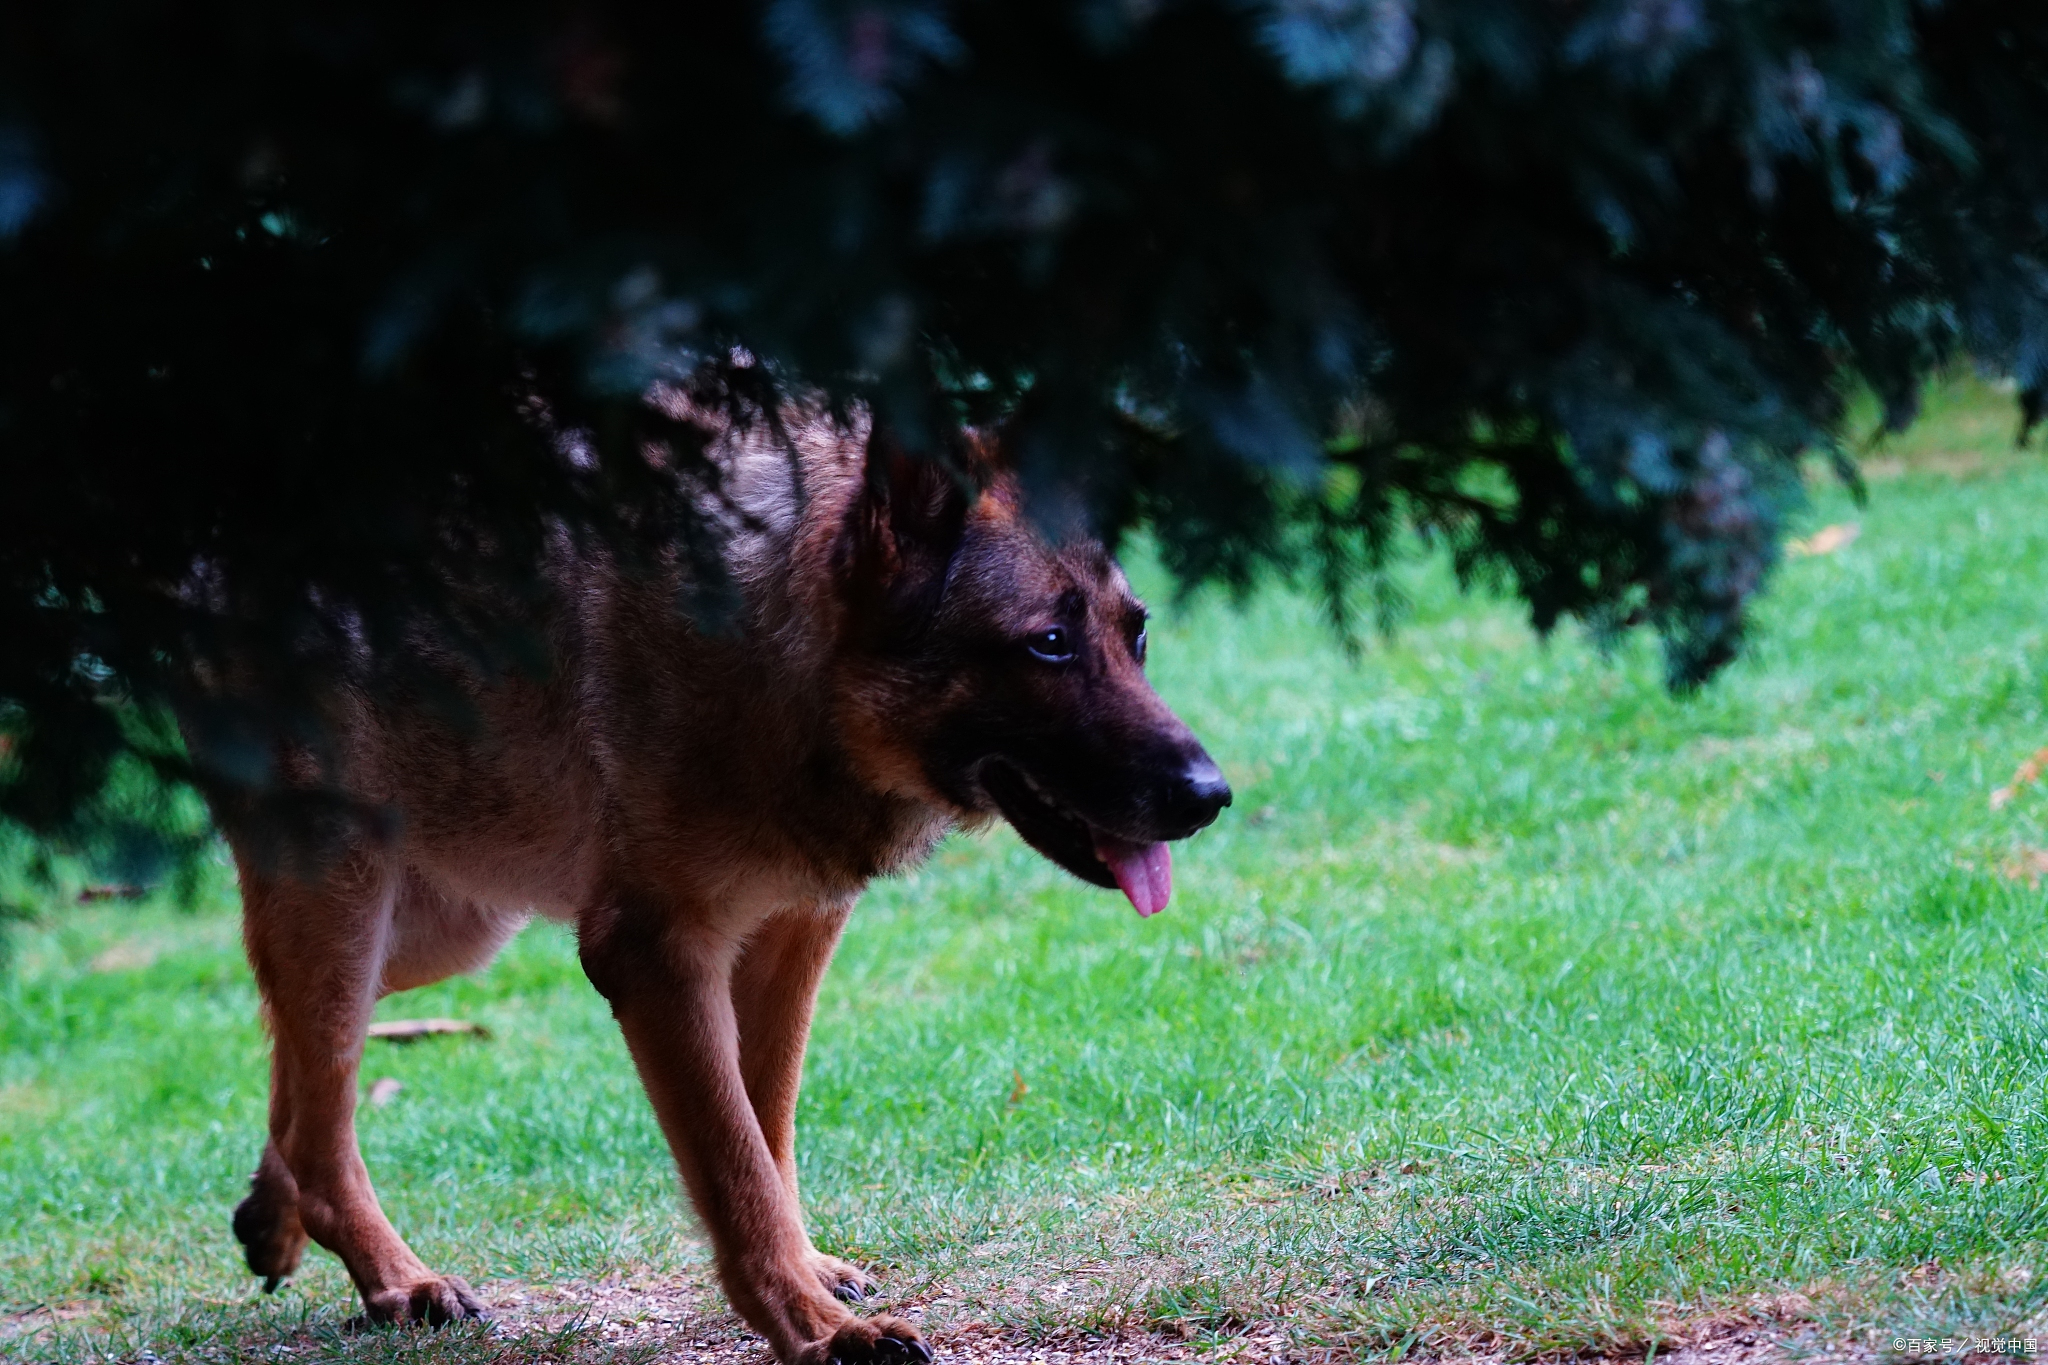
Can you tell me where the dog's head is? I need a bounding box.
[832,431,1230,915]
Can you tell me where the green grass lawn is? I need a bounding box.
[6,375,2048,1362]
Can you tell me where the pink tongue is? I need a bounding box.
[1092,835,1173,917]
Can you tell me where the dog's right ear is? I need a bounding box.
[834,423,972,641]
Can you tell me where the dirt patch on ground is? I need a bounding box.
[490,1274,1236,1363]
[1623,1308,1871,1365]
[14,1271,2033,1365]
[0,1298,104,1343]
[476,1278,1931,1365]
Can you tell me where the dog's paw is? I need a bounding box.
[360,1276,490,1327]
[812,1252,879,1303]
[230,1179,307,1289]
[796,1313,930,1365]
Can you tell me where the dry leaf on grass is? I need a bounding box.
[366,1077,404,1107]
[1788,523,1860,557]
[1990,746,2048,811]
[366,1018,490,1042]
[2000,850,2048,887]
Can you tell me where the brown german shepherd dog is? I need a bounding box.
[213,412,1230,1364]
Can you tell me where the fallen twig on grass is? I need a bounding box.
[365,1018,490,1042]
[1788,523,1861,557]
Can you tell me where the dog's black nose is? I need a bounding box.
[1167,753,1233,831]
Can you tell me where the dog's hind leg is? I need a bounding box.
[731,900,876,1303]
[237,849,486,1324]
[231,1051,309,1292]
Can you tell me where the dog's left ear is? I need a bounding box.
[835,423,973,640]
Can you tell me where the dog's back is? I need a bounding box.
[322,414,942,931]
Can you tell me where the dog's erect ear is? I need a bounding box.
[835,422,973,639]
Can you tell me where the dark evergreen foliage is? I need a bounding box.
[2,1,2043,861]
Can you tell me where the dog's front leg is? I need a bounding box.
[731,900,875,1304]
[581,904,927,1365]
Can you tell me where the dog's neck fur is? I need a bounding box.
[553,417,955,910]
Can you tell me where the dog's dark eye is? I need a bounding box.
[1133,626,1148,665]
[1025,627,1075,663]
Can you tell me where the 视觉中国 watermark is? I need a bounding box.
[1892,1336,2037,1358]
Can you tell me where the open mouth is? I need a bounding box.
[979,761,1174,917]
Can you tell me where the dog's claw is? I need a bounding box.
[907,1340,934,1363]
[262,1275,282,1294]
[812,1253,878,1304]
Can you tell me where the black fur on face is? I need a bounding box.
[835,431,1229,889]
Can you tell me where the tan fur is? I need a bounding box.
[212,411,1222,1364]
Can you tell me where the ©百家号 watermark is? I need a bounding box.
[1892,1336,2038,1358]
